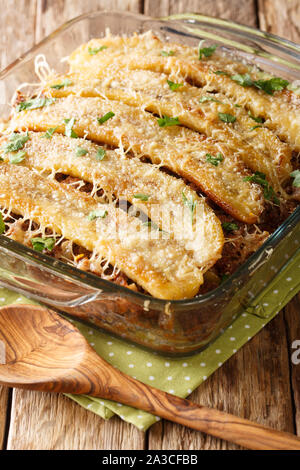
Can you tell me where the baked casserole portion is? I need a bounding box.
[0,31,299,300]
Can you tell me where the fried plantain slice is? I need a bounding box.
[0,131,224,268]
[68,33,300,151]
[0,162,204,300]
[11,95,264,223]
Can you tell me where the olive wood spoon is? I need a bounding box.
[0,304,299,450]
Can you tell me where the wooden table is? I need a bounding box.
[0,0,299,450]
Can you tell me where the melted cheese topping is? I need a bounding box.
[45,69,292,190]
[1,131,224,268]
[68,32,300,151]
[11,95,264,223]
[0,163,204,300]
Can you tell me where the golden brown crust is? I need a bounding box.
[0,131,224,269]
[0,163,204,299]
[68,33,300,151]
[45,69,292,190]
[11,95,264,223]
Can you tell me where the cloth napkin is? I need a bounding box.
[0,245,299,431]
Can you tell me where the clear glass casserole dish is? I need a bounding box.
[0,10,299,355]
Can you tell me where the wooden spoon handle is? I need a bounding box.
[90,356,300,450]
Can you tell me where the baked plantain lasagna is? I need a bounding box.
[0,32,299,300]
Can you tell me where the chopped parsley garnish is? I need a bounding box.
[249,125,263,131]
[42,127,58,139]
[161,50,175,57]
[97,111,115,124]
[87,209,108,221]
[76,146,88,157]
[218,112,236,123]
[199,95,222,104]
[231,73,253,87]
[96,148,106,161]
[3,132,29,153]
[31,237,55,253]
[253,77,289,95]
[64,118,78,138]
[243,171,279,205]
[290,170,300,188]
[214,70,229,76]
[0,213,5,235]
[50,78,73,90]
[222,222,238,232]
[167,79,183,91]
[182,191,196,224]
[206,153,224,166]
[17,97,55,112]
[157,115,180,127]
[88,45,108,55]
[198,41,217,60]
[9,150,26,164]
[230,73,289,95]
[248,111,264,123]
[133,194,150,201]
[143,221,167,233]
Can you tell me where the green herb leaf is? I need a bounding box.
[157,115,180,127]
[206,153,224,166]
[143,220,167,233]
[31,237,55,253]
[76,146,88,157]
[3,132,29,153]
[17,97,55,112]
[96,148,106,161]
[167,79,183,91]
[64,118,78,138]
[9,150,26,164]
[214,70,229,76]
[88,45,108,55]
[222,222,238,232]
[50,78,73,90]
[249,125,263,131]
[290,170,300,188]
[231,73,253,87]
[243,171,280,205]
[182,191,196,224]
[248,111,264,123]
[199,95,222,104]
[87,209,108,221]
[97,111,115,125]
[161,50,175,57]
[133,194,150,201]
[0,213,5,235]
[253,77,289,95]
[198,41,217,60]
[218,112,236,123]
[42,127,58,139]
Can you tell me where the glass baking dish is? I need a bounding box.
[0,10,299,356]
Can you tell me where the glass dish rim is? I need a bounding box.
[0,9,299,308]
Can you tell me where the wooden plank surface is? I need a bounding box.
[35,0,142,42]
[7,391,145,450]
[258,0,300,43]
[0,0,38,450]
[0,0,299,450]
[284,294,300,435]
[143,0,258,26]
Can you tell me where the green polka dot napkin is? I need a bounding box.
[0,248,299,431]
